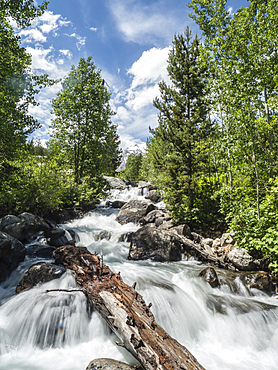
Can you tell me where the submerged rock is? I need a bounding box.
[0,231,26,282]
[199,267,220,288]
[16,262,66,293]
[86,358,139,370]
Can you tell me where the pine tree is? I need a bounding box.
[152,27,209,221]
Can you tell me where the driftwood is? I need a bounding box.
[53,245,205,370]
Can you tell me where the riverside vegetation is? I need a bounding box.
[1,0,278,273]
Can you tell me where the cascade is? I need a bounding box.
[0,187,278,370]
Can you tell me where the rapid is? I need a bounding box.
[0,187,278,370]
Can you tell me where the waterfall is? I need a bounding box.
[1,186,278,369]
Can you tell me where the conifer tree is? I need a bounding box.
[152,27,209,221]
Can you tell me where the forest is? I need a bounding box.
[1,0,278,272]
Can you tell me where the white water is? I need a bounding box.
[1,187,278,369]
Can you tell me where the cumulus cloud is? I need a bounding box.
[108,0,190,46]
[90,27,98,32]
[32,11,71,34]
[19,29,47,43]
[67,32,86,50]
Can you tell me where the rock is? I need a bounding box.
[26,244,56,259]
[158,220,175,230]
[43,228,71,247]
[199,267,220,288]
[118,232,134,243]
[240,271,278,293]
[116,200,156,225]
[111,200,126,208]
[97,231,112,241]
[140,209,168,225]
[44,228,65,239]
[145,189,161,203]
[103,176,127,190]
[16,262,66,293]
[86,358,138,370]
[128,225,183,262]
[171,224,192,238]
[220,232,235,247]
[227,248,258,271]
[191,232,203,244]
[0,212,50,242]
[0,232,26,282]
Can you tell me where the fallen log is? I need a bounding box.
[53,245,205,370]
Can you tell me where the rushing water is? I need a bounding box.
[1,187,278,370]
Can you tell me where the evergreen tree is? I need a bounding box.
[151,27,209,222]
[50,56,121,183]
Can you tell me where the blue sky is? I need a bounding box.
[14,0,248,150]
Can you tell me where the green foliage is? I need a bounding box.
[50,56,121,183]
[227,178,278,273]
[121,153,143,182]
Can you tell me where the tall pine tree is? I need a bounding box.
[152,27,210,222]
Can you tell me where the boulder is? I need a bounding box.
[116,200,156,225]
[227,248,258,271]
[128,225,183,262]
[86,358,138,370]
[16,262,66,293]
[199,267,220,288]
[103,176,127,190]
[140,209,168,226]
[240,271,278,293]
[111,200,126,209]
[26,244,56,259]
[171,224,192,238]
[43,227,71,247]
[0,212,50,242]
[0,232,26,282]
[145,189,161,203]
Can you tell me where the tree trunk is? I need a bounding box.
[53,245,205,370]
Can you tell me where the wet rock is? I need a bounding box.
[16,262,66,293]
[44,228,65,239]
[227,248,258,271]
[199,267,220,288]
[0,212,50,242]
[116,200,156,225]
[128,225,183,262]
[97,231,112,241]
[103,176,127,190]
[240,271,278,294]
[118,232,134,243]
[86,358,140,369]
[0,232,26,282]
[26,244,56,259]
[111,200,126,208]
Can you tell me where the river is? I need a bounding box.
[0,187,278,369]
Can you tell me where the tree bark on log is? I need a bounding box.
[53,245,205,370]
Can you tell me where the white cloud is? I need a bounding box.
[33,11,67,34]
[109,0,191,46]
[67,33,86,50]
[90,27,98,32]
[19,29,47,43]
[59,49,73,59]
[111,46,171,148]
[128,47,170,88]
